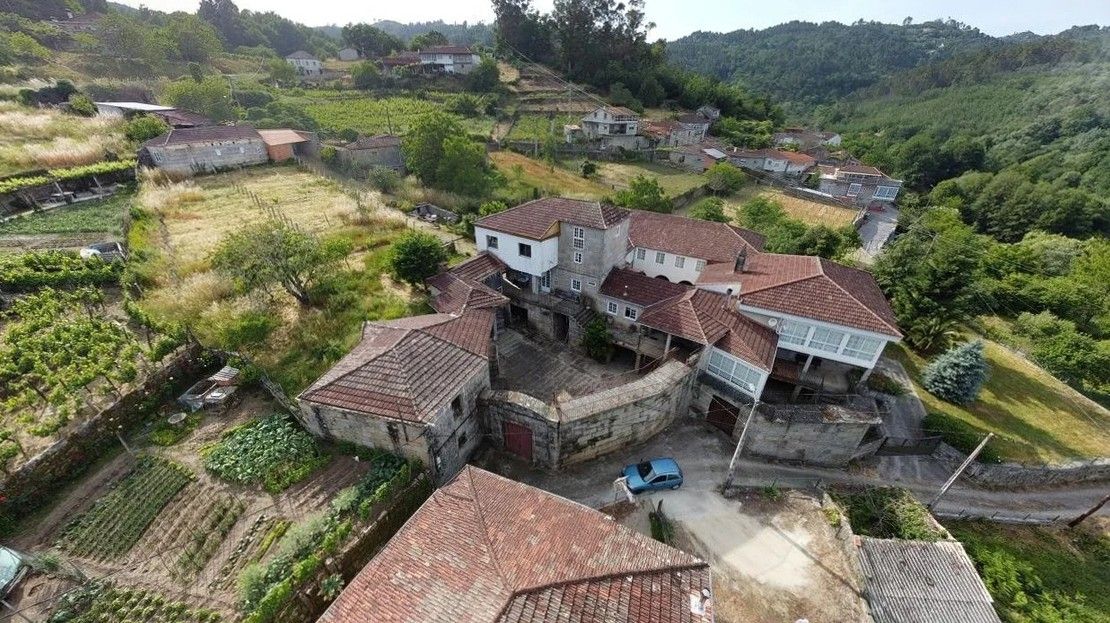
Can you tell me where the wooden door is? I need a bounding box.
[706,396,740,437]
[503,421,533,462]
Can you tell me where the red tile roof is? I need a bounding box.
[141,124,262,148]
[382,52,421,66]
[427,272,508,315]
[638,289,777,370]
[319,466,712,623]
[448,251,507,283]
[299,311,495,422]
[599,268,689,307]
[628,211,764,264]
[738,254,901,337]
[476,198,628,240]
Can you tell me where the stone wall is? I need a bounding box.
[0,344,208,524]
[936,443,1110,487]
[146,139,269,176]
[479,360,695,468]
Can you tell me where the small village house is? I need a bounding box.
[257,129,316,163]
[580,105,642,148]
[818,163,903,205]
[319,466,714,623]
[668,142,729,172]
[379,52,421,75]
[773,128,842,151]
[335,134,404,171]
[138,125,268,176]
[416,45,481,74]
[285,50,322,76]
[676,112,711,141]
[730,148,817,177]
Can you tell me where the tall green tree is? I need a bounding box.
[613,175,670,213]
[341,23,403,58]
[389,231,448,287]
[922,340,988,405]
[162,77,239,122]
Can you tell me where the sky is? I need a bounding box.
[114,0,1110,41]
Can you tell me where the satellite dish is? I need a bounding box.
[767,318,778,327]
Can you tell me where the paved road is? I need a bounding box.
[479,419,1109,523]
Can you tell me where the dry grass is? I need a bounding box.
[722,186,858,228]
[0,102,126,175]
[492,151,611,199]
[591,161,706,196]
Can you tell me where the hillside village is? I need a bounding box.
[0,2,1107,623]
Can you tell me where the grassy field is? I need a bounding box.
[0,191,129,236]
[719,185,858,228]
[506,114,577,141]
[134,165,417,392]
[0,101,127,177]
[287,91,494,137]
[888,339,1110,463]
[946,520,1110,622]
[588,160,706,196]
[491,151,611,200]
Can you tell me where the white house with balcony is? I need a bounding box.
[285,51,322,76]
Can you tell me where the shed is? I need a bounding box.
[258,129,311,162]
[410,202,459,224]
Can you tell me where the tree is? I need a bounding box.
[125,115,170,143]
[479,201,508,216]
[689,197,729,222]
[466,57,501,92]
[613,175,670,213]
[163,13,223,63]
[389,231,448,286]
[580,160,597,178]
[162,77,239,122]
[0,430,25,475]
[211,221,351,306]
[492,0,554,64]
[436,135,493,197]
[874,208,987,350]
[581,317,614,362]
[922,340,988,405]
[351,61,381,90]
[410,30,449,50]
[266,57,296,83]
[704,162,746,194]
[341,23,403,58]
[367,166,400,193]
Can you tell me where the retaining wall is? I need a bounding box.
[936,443,1110,487]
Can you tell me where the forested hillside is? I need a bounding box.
[667,19,992,109]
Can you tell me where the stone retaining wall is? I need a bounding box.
[936,443,1110,487]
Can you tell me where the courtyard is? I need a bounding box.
[493,327,642,400]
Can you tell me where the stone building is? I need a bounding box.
[138,125,268,176]
[285,50,322,76]
[336,135,404,171]
[818,163,903,205]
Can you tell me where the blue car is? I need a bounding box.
[621,457,683,494]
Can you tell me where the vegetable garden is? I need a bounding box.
[49,581,223,623]
[202,415,328,493]
[0,191,129,236]
[57,457,194,560]
[288,92,493,137]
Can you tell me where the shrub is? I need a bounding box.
[834,487,945,541]
[125,115,170,143]
[68,93,96,117]
[923,411,1002,463]
[389,230,448,286]
[688,197,729,222]
[581,317,614,362]
[922,340,988,404]
[367,166,400,193]
[704,162,746,194]
[866,371,907,396]
[580,159,597,178]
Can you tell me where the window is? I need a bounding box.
[458,432,468,448]
[778,320,810,346]
[573,251,583,264]
[655,251,666,265]
[573,237,584,250]
[843,335,883,360]
[808,327,846,353]
[624,306,638,320]
[707,349,762,395]
[573,226,584,239]
[451,395,463,418]
[571,278,582,292]
[607,301,618,314]
[486,235,498,249]
[518,243,532,257]
[539,271,551,290]
[846,183,863,197]
[636,248,646,261]
[674,256,686,269]
[874,185,899,199]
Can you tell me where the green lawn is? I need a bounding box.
[946,521,1110,623]
[506,114,577,141]
[888,339,1110,463]
[0,191,130,236]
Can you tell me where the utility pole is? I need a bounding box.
[723,400,759,489]
[928,432,993,510]
[1068,492,1110,528]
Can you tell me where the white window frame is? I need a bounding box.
[624,306,638,320]
[843,335,882,360]
[707,350,761,395]
[570,278,582,292]
[573,226,585,240]
[636,248,646,261]
[778,319,810,346]
[486,235,498,249]
[573,237,584,250]
[573,251,583,264]
[607,301,618,314]
[846,183,863,197]
[655,251,665,265]
[674,256,685,269]
[695,259,706,271]
[808,327,846,353]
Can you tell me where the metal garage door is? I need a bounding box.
[503,421,533,462]
[707,396,740,437]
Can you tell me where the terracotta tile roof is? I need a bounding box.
[641,119,681,138]
[448,251,507,283]
[382,52,421,66]
[597,105,639,118]
[628,211,764,263]
[141,125,262,148]
[346,134,400,149]
[299,311,494,422]
[639,289,776,370]
[319,466,712,623]
[738,254,901,337]
[599,268,689,307]
[427,272,508,315]
[257,129,309,146]
[695,262,744,286]
[476,198,628,240]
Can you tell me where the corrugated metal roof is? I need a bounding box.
[858,537,1001,623]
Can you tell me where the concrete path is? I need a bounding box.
[478,419,1109,523]
[854,204,899,263]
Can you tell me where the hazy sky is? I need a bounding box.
[115,0,1109,41]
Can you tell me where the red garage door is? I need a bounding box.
[503,421,533,462]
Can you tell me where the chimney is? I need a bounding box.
[723,288,733,310]
[734,249,747,273]
[690,588,712,616]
